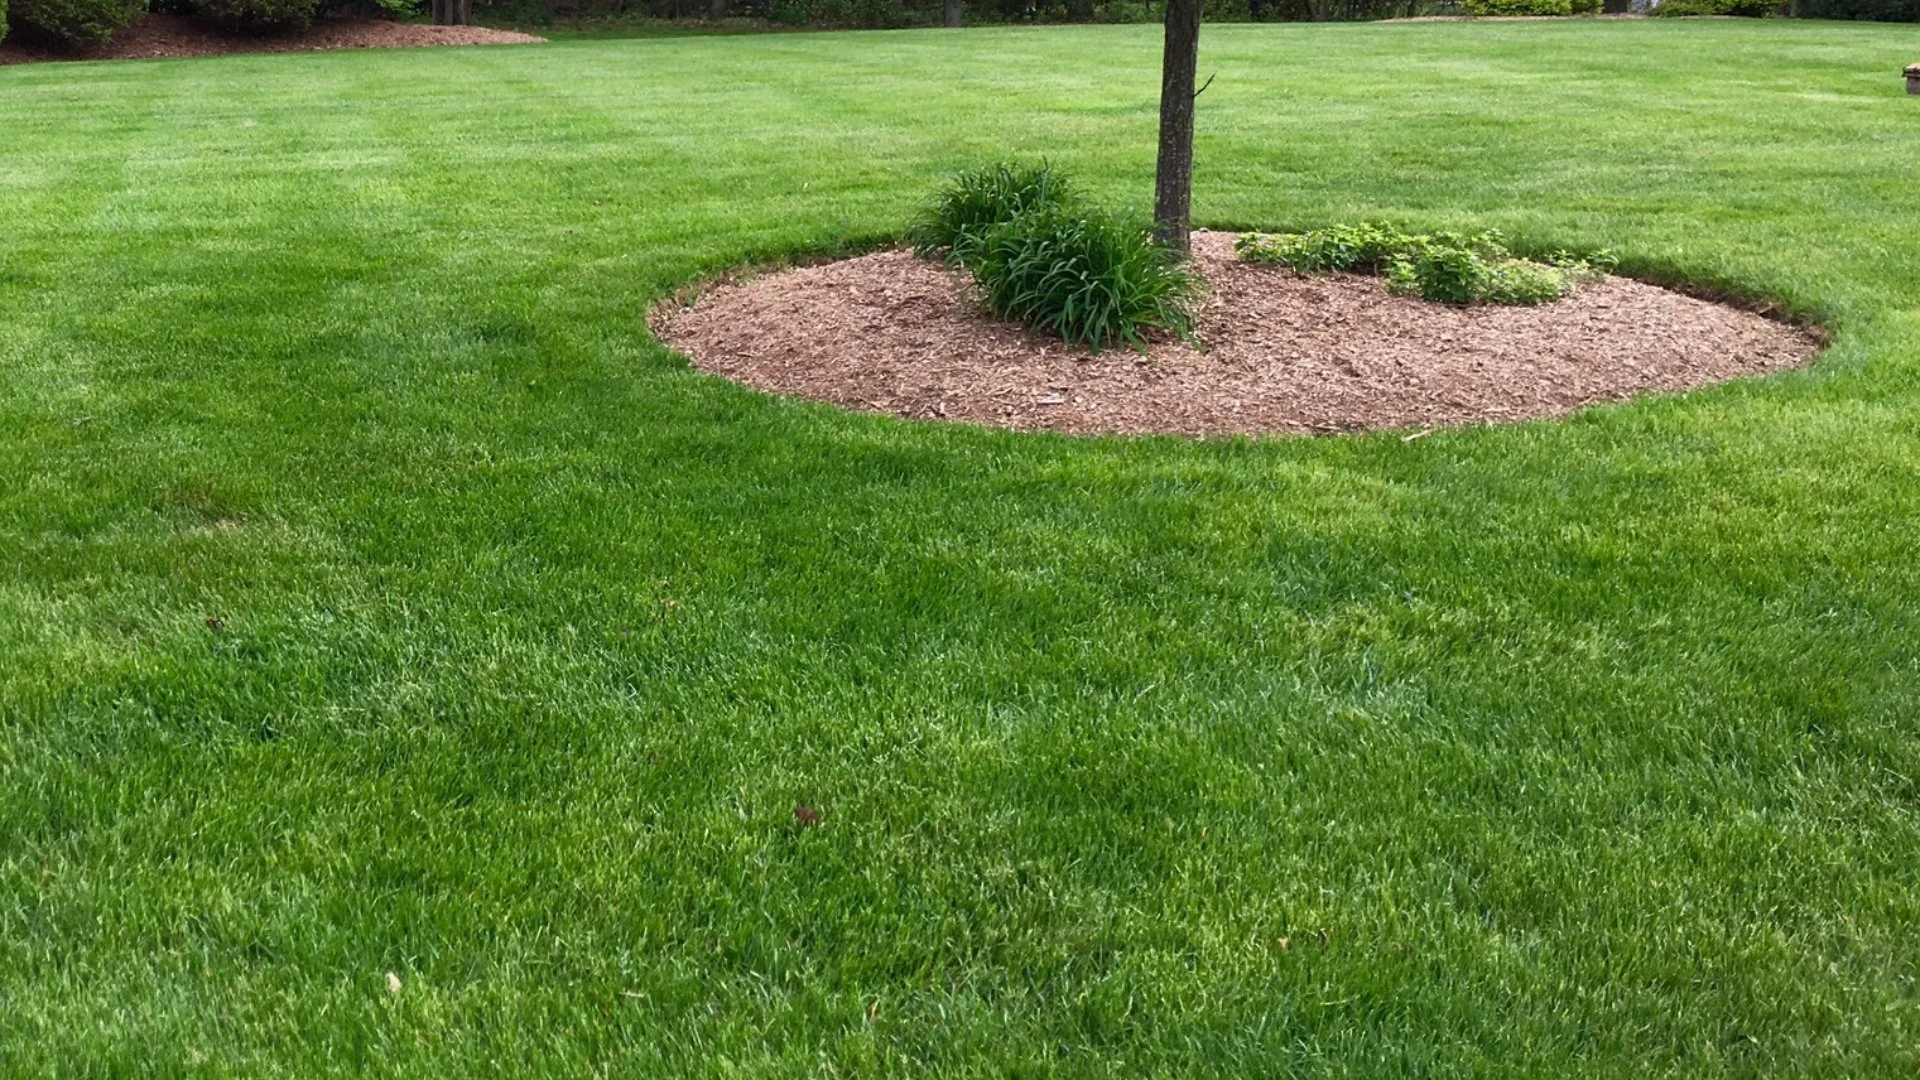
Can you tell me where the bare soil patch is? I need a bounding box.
[0,13,542,65]
[654,231,1821,438]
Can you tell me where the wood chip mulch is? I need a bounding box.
[0,13,543,65]
[654,230,1822,438]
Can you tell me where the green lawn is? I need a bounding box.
[4,19,1920,1075]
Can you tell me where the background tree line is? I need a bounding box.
[3,0,1909,61]
[454,0,1914,30]
[548,0,1441,27]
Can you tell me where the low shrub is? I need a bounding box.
[1238,222,1614,306]
[189,0,324,31]
[951,205,1195,350]
[1464,0,1573,15]
[1651,0,1778,14]
[905,162,1076,260]
[765,0,916,24]
[1466,0,1606,14]
[8,0,144,48]
[1793,0,1916,20]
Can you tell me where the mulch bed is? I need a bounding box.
[654,231,1822,438]
[0,13,542,65]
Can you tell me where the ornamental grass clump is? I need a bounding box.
[911,163,1195,350]
[953,205,1195,350]
[905,162,1077,260]
[1237,222,1614,306]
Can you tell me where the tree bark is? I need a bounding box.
[432,0,471,25]
[942,0,962,24]
[709,0,728,20]
[1153,0,1202,256]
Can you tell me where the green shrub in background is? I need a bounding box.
[1792,0,1915,19]
[1237,223,1614,306]
[1,0,9,44]
[765,0,915,24]
[951,205,1195,350]
[905,162,1077,260]
[1464,0,1579,15]
[191,0,323,30]
[8,0,143,48]
[1651,0,1779,15]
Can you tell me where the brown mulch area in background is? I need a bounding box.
[0,13,543,65]
[654,231,1822,438]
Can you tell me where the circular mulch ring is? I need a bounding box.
[653,231,1823,438]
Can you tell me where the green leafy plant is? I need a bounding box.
[905,162,1077,260]
[952,205,1195,350]
[1238,222,1613,306]
[1237,222,1507,274]
[1386,245,1493,305]
[1482,258,1578,304]
[1384,246,1572,305]
[1233,221,1411,274]
[8,0,143,49]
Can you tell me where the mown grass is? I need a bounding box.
[3,19,1920,1075]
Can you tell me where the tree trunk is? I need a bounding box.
[1153,0,1202,256]
[432,0,471,25]
[709,0,727,20]
[942,0,962,24]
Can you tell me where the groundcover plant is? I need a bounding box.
[3,19,1919,1075]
